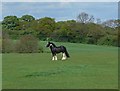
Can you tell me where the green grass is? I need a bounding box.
[2,41,118,89]
[0,28,1,89]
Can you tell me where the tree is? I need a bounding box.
[77,12,94,24]
[2,16,19,30]
[20,15,35,22]
[38,17,55,31]
[1,15,119,47]
[102,19,118,28]
[52,20,76,42]
[37,17,56,40]
[96,18,102,24]
[86,23,105,44]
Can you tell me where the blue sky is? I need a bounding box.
[1,2,118,21]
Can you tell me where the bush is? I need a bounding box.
[2,32,14,53]
[85,37,97,44]
[0,42,1,53]
[15,35,43,53]
[97,35,118,46]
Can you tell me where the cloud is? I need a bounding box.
[1,2,118,21]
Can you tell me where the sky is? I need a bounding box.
[1,1,119,22]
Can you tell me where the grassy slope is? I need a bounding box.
[2,41,118,89]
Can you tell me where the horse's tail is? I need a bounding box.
[64,47,70,58]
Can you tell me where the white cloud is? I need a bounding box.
[1,2,118,22]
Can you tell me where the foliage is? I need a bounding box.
[2,14,119,47]
[20,15,35,22]
[2,16,19,30]
[15,35,43,53]
[2,32,14,53]
[86,23,105,44]
[97,35,118,46]
[36,17,56,40]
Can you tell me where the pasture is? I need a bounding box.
[2,41,118,89]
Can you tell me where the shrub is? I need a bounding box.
[85,37,97,44]
[2,32,14,53]
[15,35,43,53]
[97,35,118,46]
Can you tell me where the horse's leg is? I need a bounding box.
[55,55,58,60]
[62,53,66,60]
[63,53,67,60]
[52,56,55,60]
[62,53,65,60]
[52,53,55,61]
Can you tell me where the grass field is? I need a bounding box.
[2,41,118,89]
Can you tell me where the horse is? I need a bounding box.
[46,42,70,60]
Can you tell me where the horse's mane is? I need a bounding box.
[50,42,57,47]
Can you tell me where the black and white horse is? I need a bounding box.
[46,42,70,60]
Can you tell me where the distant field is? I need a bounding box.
[2,41,118,89]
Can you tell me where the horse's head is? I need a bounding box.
[46,42,50,47]
[46,42,56,47]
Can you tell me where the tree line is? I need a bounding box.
[1,12,120,47]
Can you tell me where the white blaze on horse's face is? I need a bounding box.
[50,44,53,47]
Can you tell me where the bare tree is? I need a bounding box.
[102,20,118,28]
[77,12,94,24]
[96,18,102,24]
